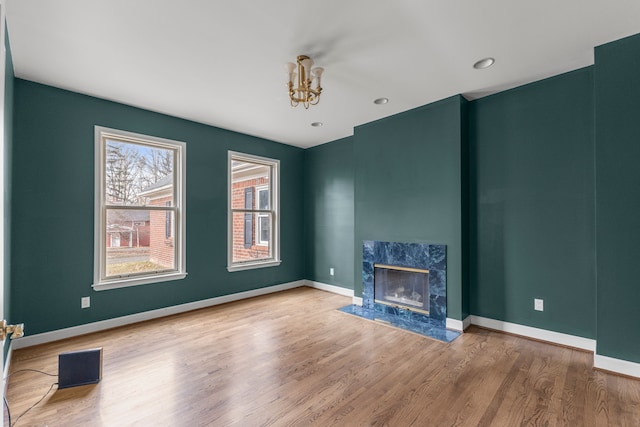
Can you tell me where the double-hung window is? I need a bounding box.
[228,151,280,271]
[94,127,186,290]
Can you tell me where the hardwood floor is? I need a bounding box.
[4,287,640,426]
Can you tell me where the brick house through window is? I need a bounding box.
[232,175,270,261]
[228,151,280,272]
[138,174,175,269]
[106,210,150,248]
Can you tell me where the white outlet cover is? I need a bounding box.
[534,298,544,311]
[330,268,335,276]
[81,296,91,309]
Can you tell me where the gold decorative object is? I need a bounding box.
[285,55,324,108]
[0,319,24,340]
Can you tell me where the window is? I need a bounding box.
[228,151,280,271]
[94,127,186,290]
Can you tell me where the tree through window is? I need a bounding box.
[94,127,186,290]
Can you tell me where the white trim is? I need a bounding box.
[12,280,305,349]
[353,296,363,306]
[446,316,471,332]
[93,271,188,291]
[93,126,187,289]
[227,151,280,272]
[463,316,472,330]
[0,1,6,400]
[305,280,354,297]
[227,260,282,272]
[446,318,463,331]
[594,354,640,379]
[469,315,596,352]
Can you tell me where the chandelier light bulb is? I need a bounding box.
[300,58,314,74]
[312,67,324,88]
[284,62,296,74]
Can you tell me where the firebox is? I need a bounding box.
[374,263,430,315]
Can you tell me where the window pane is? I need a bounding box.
[230,160,270,210]
[259,215,270,243]
[106,209,175,277]
[105,139,174,206]
[231,212,272,263]
[259,189,269,210]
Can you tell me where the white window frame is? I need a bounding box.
[255,185,269,246]
[93,126,187,291]
[228,151,280,272]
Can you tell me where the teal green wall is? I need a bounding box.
[7,29,640,366]
[594,33,640,362]
[354,96,467,320]
[3,26,14,360]
[303,136,354,288]
[469,68,596,338]
[11,80,305,335]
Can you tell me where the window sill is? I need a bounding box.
[93,272,187,291]
[227,260,281,272]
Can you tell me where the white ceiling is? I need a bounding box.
[6,1,640,148]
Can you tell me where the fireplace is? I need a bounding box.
[339,240,459,343]
[374,264,429,315]
[362,240,447,322]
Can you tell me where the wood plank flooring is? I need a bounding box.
[4,287,640,426]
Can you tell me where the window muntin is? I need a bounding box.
[94,127,186,290]
[228,152,280,271]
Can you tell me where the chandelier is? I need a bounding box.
[285,55,324,109]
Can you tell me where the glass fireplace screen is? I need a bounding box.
[374,263,430,315]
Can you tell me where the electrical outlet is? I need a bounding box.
[534,298,544,311]
[330,267,335,276]
[81,296,91,309]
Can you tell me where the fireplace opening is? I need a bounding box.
[374,263,429,315]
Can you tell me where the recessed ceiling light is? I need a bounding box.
[473,57,495,70]
[374,97,389,105]
[311,122,323,127]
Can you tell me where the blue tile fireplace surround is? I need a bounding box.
[339,240,460,343]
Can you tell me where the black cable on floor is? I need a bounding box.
[4,395,11,426]
[11,382,58,426]
[4,369,57,380]
[4,368,59,426]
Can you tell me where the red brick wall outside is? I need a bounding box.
[232,177,270,262]
[137,225,150,247]
[149,196,175,268]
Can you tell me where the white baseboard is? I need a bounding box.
[446,316,471,332]
[469,315,597,352]
[12,280,306,349]
[305,280,354,298]
[594,354,640,378]
[14,280,637,379]
[463,316,472,330]
[446,318,463,331]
